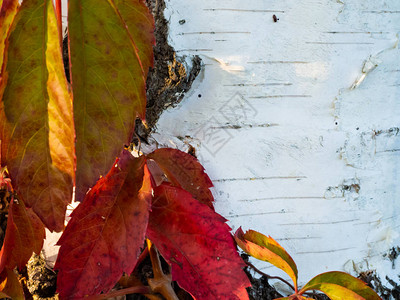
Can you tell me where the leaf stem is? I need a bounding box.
[147,239,179,300]
[245,261,327,298]
[245,261,296,292]
[55,0,62,45]
[303,290,326,298]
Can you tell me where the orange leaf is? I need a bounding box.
[234,228,298,290]
[0,0,74,232]
[148,148,214,208]
[299,271,381,300]
[0,268,24,299]
[70,0,154,201]
[55,151,152,299]
[0,198,45,272]
[147,183,250,299]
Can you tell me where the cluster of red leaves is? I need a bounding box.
[55,149,250,299]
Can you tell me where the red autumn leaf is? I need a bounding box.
[148,148,214,208]
[234,228,298,290]
[0,0,74,232]
[55,150,152,299]
[147,183,250,299]
[299,271,381,300]
[0,198,45,272]
[0,268,24,299]
[70,0,154,202]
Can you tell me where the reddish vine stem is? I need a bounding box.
[245,261,296,292]
[245,261,324,298]
[136,246,149,269]
[147,240,179,300]
[83,286,151,300]
[55,0,62,45]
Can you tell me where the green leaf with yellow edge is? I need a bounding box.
[0,0,75,232]
[69,0,154,201]
[299,271,381,300]
[234,227,298,290]
[0,0,18,71]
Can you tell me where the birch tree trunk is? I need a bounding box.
[152,0,400,292]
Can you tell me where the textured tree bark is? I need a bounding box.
[152,0,400,293]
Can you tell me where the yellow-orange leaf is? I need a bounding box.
[0,0,18,71]
[299,271,381,300]
[69,0,154,201]
[0,0,74,232]
[234,227,298,290]
[0,269,24,299]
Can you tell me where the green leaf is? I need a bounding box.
[234,227,298,290]
[69,0,154,201]
[0,0,75,232]
[299,271,381,300]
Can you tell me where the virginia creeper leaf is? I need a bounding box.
[0,0,18,70]
[147,183,250,300]
[234,228,298,289]
[0,268,24,299]
[0,198,45,272]
[55,150,152,299]
[299,271,381,300]
[0,0,75,231]
[69,0,154,201]
[113,0,155,78]
[148,148,214,208]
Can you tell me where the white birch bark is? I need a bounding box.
[152,0,400,293]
